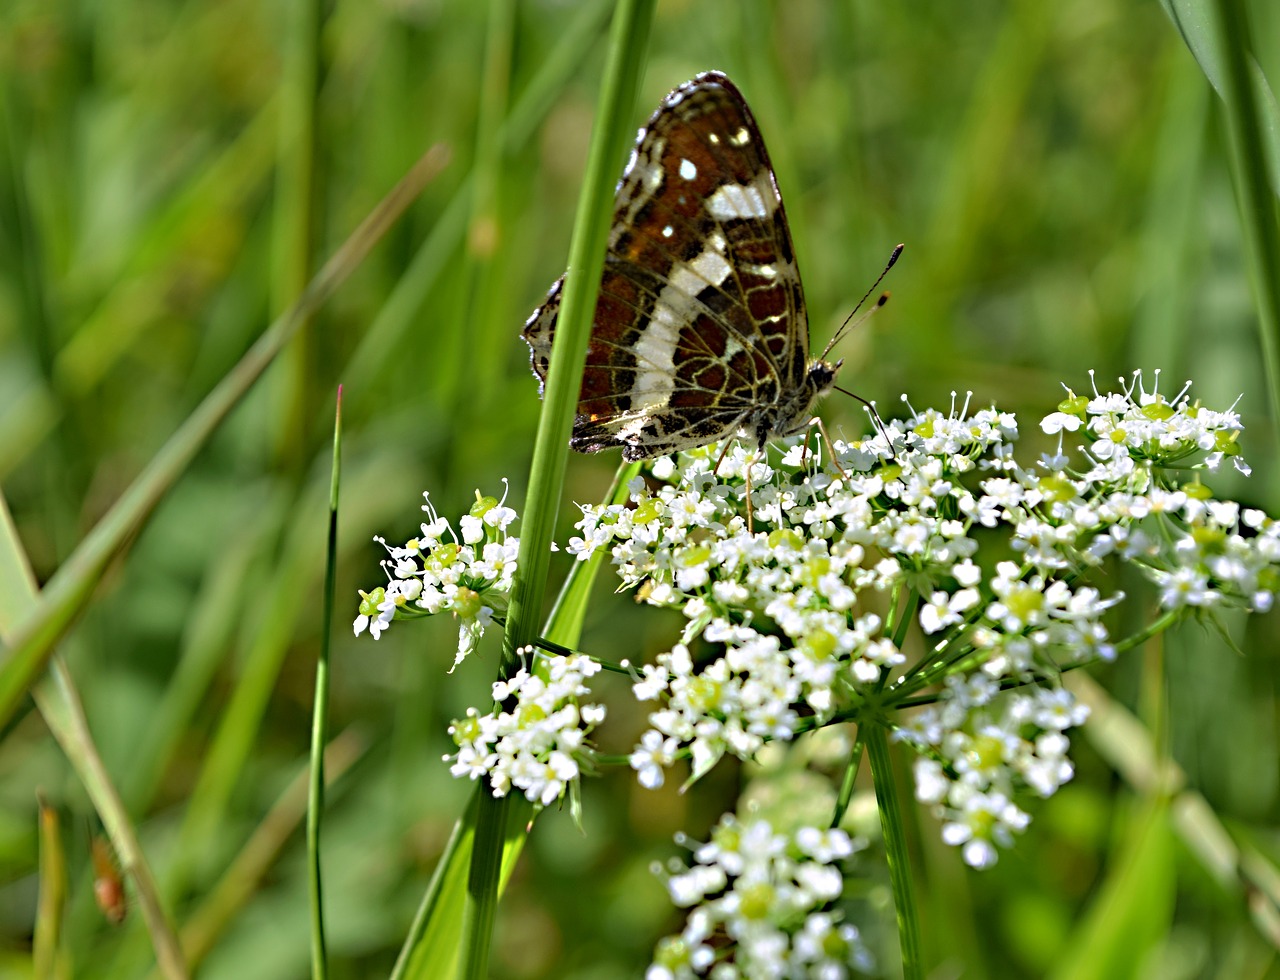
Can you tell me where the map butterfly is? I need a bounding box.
[524,70,868,462]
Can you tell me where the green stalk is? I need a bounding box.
[829,725,865,829]
[34,794,66,980]
[38,662,188,978]
[307,388,342,980]
[270,0,326,463]
[460,5,654,975]
[1,491,186,977]
[865,721,922,980]
[1209,0,1280,437]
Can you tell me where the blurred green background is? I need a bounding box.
[1,0,1278,977]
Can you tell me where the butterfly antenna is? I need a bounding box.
[819,243,904,360]
[833,385,896,459]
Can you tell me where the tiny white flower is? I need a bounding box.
[1040,411,1082,434]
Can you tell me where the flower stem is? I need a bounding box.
[306,387,341,980]
[865,721,923,979]
[1111,606,1182,656]
[830,725,866,829]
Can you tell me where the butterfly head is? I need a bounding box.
[751,357,841,449]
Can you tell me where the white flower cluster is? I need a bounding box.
[567,375,1275,865]
[354,485,519,666]
[900,682,1089,869]
[647,814,872,980]
[1044,368,1249,478]
[1038,371,1274,613]
[445,651,605,806]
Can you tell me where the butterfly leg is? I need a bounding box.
[712,439,735,476]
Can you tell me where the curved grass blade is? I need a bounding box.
[1,489,188,977]
[1159,0,1280,430]
[0,144,451,729]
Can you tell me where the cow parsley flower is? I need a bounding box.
[568,374,1275,865]
[353,484,519,666]
[647,814,873,980]
[357,372,1278,878]
[445,651,605,806]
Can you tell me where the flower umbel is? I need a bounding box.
[647,813,873,980]
[569,375,1272,865]
[353,484,519,666]
[445,651,606,807]
[359,373,1276,878]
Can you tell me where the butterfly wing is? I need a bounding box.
[522,71,810,460]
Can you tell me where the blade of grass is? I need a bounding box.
[269,0,326,464]
[35,664,188,978]
[1160,0,1280,432]
[463,3,655,976]
[155,727,368,976]
[1160,0,1280,193]
[0,143,450,729]
[1208,0,1280,436]
[35,793,66,980]
[307,388,343,980]
[1,491,188,978]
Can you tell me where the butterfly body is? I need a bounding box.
[523,71,838,461]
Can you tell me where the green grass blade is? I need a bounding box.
[307,388,342,980]
[391,465,639,979]
[36,663,190,978]
[269,0,326,464]
[0,491,188,977]
[1210,0,1280,436]
[34,794,66,979]
[389,792,478,980]
[462,4,655,975]
[1161,0,1280,430]
[0,145,450,729]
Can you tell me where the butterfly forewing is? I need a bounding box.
[523,71,829,461]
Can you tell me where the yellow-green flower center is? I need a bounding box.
[1004,584,1043,622]
[454,587,482,619]
[738,881,775,920]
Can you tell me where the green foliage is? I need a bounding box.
[0,0,1277,977]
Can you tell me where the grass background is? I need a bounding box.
[1,0,1278,977]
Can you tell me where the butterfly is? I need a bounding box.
[523,70,879,462]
